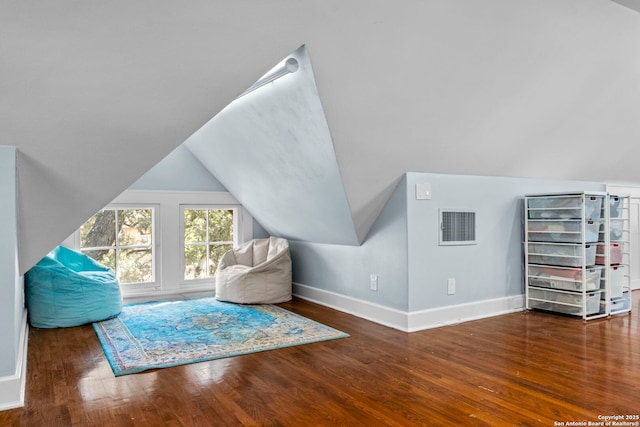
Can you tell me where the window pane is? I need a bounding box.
[83,249,116,271]
[78,207,155,286]
[184,245,207,280]
[118,248,153,284]
[183,207,236,281]
[208,209,234,242]
[118,209,152,246]
[208,244,232,276]
[81,210,116,248]
[184,210,207,243]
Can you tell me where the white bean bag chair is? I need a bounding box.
[215,237,292,304]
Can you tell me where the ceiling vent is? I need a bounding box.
[439,209,477,246]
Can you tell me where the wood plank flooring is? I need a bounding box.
[1,292,639,426]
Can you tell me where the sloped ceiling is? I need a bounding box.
[611,0,640,13]
[2,0,640,272]
[185,46,360,246]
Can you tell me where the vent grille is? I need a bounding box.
[440,210,476,245]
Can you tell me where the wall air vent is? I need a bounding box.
[439,209,477,246]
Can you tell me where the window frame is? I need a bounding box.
[74,203,160,292]
[180,204,240,284]
[64,190,254,299]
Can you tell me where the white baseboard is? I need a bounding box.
[406,294,525,332]
[0,309,28,410]
[293,283,410,331]
[292,283,525,333]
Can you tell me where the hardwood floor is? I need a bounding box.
[1,292,639,426]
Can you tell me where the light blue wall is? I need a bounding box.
[289,171,606,314]
[0,146,21,376]
[129,145,227,192]
[127,145,608,317]
[405,172,605,312]
[290,177,409,310]
[252,220,270,239]
[128,144,272,240]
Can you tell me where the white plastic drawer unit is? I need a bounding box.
[527,219,600,243]
[528,288,601,316]
[524,192,630,320]
[528,265,602,292]
[527,242,597,267]
[527,194,604,220]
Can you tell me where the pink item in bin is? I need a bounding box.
[596,243,623,265]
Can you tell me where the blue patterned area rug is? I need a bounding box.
[93,297,348,376]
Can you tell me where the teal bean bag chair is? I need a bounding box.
[25,246,122,328]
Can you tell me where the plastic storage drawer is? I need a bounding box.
[609,195,627,218]
[528,265,602,291]
[604,195,627,240]
[596,243,623,265]
[610,298,626,313]
[605,219,625,241]
[609,292,630,313]
[609,265,626,299]
[528,195,603,220]
[529,288,600,316]
[527,243,597,267]
[527,220,600,243]
[621,292,630,311]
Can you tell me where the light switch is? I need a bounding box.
[416,183,432,200]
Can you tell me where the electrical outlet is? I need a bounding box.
[447,278,456,295]
[370,274,378,291]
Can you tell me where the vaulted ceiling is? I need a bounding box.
[185,45,361,246]
[612,0,640,13]
[2,0,640,272]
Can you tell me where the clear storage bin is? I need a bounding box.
[622,292,630,311]
[596,243,623,265]
[603,219,626,241]
[528,288,600,316]
[609,195,628,219]
[527,243,597,267]
[610,297,626,313]
[527,195,603,220]
[608,265,626,299]
[609,292,630,313]
[527,220,600,243]
[528,265,602,291]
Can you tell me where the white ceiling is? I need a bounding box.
[2,0,640,271]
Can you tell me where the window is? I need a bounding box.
[183,207,235,280]
[65,191,251,298]
[79,208,155,284]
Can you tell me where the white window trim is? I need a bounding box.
[180,204,241,285]
[71,204,160,292]
[64,190,253,300]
